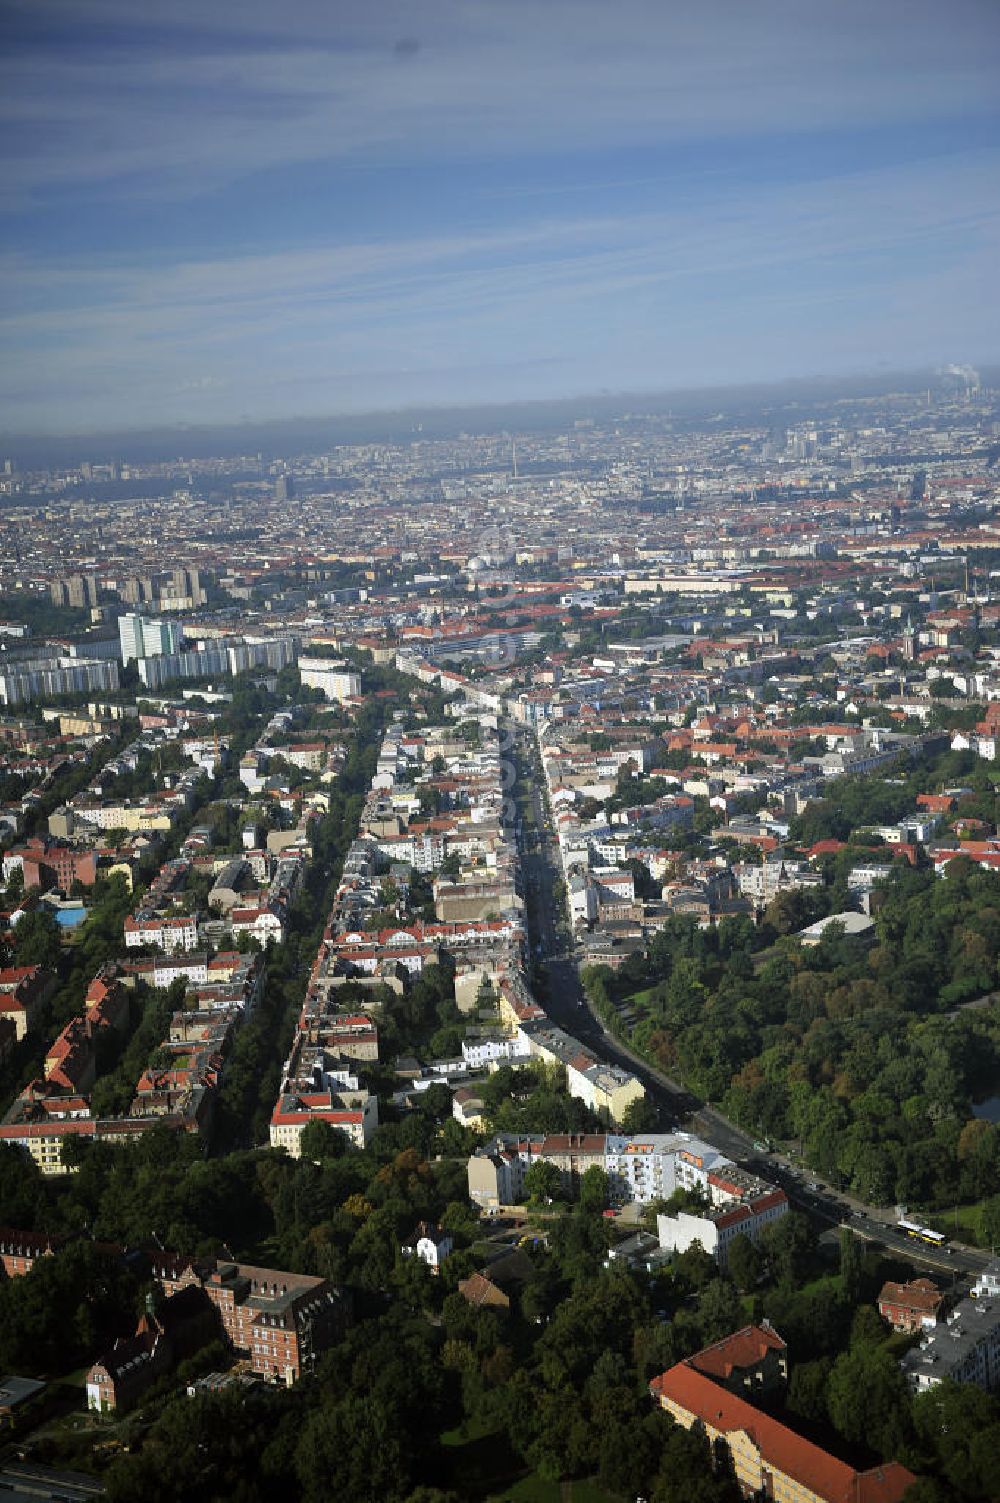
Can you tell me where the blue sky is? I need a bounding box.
[1,0,999,435]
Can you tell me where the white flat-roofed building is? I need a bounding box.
[901,1294,1000,1393]
[269,1088,378,1155]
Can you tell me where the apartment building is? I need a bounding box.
[0,658,120,707]
[3,837,98,891]
[119,614,183,664]
[515,1020,645,1124]
[124,913,200,952]
[298,657,361,702]
[467,1130,762,1212]
[656,1162,788,1269]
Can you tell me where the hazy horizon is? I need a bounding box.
[2,0,999,438]
[5,364,1000,470]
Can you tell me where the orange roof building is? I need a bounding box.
[688,1323,788,1400]
[650,1360,915,1503]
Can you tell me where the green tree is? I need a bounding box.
[620,1094,659,1133]
[761,1212,815,1286]
[579,1164,609,1214]
[295,1395,407,1503]
[697,1278,744,1343]
[980,1193,1000,1249]
[524,1159,563,1205]
[911,1379,1000,1500]
[11,909,62,969]
[651,1422,742,1502]
[839,1226,864,1301]
[727,1232,764,1292]
[787,1357,832,1423]
[901,1481,953,1503]
[827,1344,912,1458]
[299,1119,349,1162]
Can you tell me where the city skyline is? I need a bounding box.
[1,0,999,435]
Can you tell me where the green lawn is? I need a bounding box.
[441,1413,497,1447]
[925,1201,987,1247]
[620,984,658,1011]
[438,1422,525,1497]
[488,1480,560,1503]
[441,1422,620,1503]
[489,1478,620,1503]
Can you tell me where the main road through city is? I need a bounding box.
[509,723,990,1282]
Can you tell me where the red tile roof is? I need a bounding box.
[877,1278,942,1318]
[650,1362,915,1503]
[689,1323,786,1383]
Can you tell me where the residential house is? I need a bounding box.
[456,1271,510,1310]
[402,1221,453,1271]
[452,1085,487,1129]
[878,1279,943,1334]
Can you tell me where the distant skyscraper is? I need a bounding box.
[170,566,203,601]
[64,574,98,609]
[274,474,295,502]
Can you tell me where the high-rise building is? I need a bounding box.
[169,566,204,605]
[121,576,155,605]
[119,614,145,663]
[63,574,99,609]
[0,659,120,707]
[118,614,182,663]
[143,618,184,656]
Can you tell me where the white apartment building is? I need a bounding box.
[467,1131,748,1211]
[119,614,183,664]
[124,914,199,952]
[299,657,361,703]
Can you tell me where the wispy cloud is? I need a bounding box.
[1,0,998,430]
[1,0,998,205]
[1,149,997,430]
